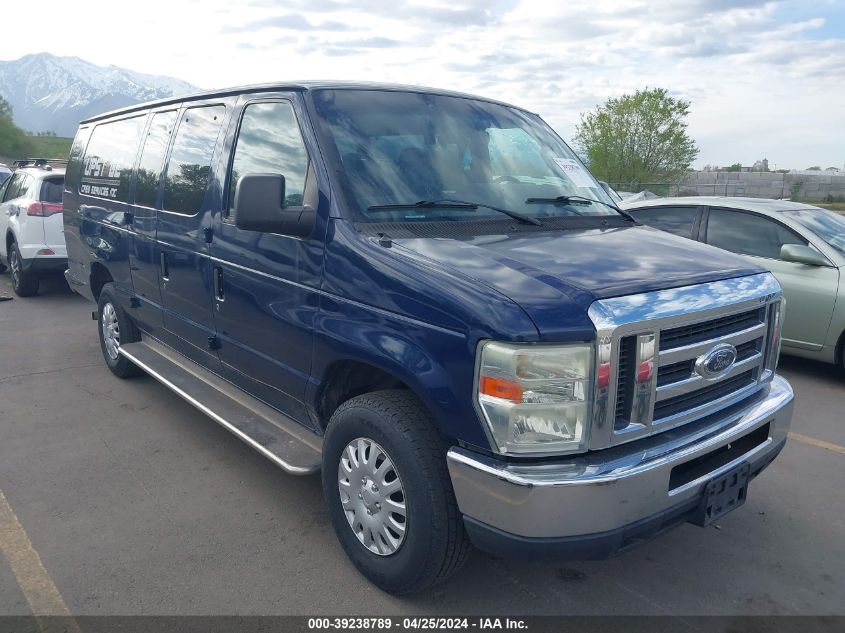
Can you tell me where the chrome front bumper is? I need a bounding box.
[447,375,793,557]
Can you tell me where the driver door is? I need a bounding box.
[704,207,839,350]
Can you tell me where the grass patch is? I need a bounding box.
[815,202,845,213]
[24,136,73,160]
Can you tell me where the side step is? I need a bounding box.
[119,340,322,475]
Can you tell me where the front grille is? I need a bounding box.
[614,336,635,429]
[653,370,756,420]
[656,339,762,389]
[657,360,694,387]
[659,307,765,350]
[612,302,771,438]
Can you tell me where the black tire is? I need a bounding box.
[97,284,142,378]
[322,390,470,595]
[9,243,39,297]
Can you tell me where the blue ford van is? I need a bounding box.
[63,83,794,594]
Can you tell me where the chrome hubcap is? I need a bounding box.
[101,302,121,360]
[338,437,407,556]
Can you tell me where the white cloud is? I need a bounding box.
[1,0,843,169]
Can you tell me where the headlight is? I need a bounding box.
[475,341,593,455]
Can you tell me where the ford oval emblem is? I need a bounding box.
[694,343,738,380]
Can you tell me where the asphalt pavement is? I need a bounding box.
[1,273,843,617]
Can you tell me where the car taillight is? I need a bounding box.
[26,201,63,217]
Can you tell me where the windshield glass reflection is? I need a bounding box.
[311,89,616,223]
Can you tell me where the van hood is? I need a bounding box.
[392,225,764,338]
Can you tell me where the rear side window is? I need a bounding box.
[228,101,309,211]
[40,177,64,203]
[163,105,225,215]
[706,208,806,259]
[634,206,699,238]
[80,116,146,201]
[2,173,25,201]
[3,173,33,201]
[136,110,178,208]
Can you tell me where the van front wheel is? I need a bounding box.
[97,284,142,378]
[322,390,470,595]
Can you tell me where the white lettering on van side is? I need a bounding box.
[83,155,125,181]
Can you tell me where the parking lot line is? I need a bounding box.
[788,431,845,456]
[0,488,80,632]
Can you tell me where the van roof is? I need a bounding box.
[79,81,529,125]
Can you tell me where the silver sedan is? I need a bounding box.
[622,196,845,370]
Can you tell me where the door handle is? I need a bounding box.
[213,266,224,301]
[160,252,169,280]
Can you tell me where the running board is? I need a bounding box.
[118,340,322,475]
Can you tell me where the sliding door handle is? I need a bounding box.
[160,252,169,280]
[213,266,224,301]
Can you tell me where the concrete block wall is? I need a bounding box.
[677,171,845,201]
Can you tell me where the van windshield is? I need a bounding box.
[310,89,617,223]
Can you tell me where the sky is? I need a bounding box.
[2,0,844,170]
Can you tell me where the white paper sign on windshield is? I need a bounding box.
[553,157,595,188]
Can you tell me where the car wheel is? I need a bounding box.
[9,243,39,297]
[322,390,470,595]
[97,283,142,378]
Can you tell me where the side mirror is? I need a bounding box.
[234,173,315,238]
[780,243,829,267]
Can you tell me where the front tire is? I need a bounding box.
[322,390,470,595]
[9,243,39,297]
[97,284,142,378]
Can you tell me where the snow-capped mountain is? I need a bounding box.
[0,52,197,136]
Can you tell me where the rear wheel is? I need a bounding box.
[9,243,39,297]
[97,284,142,378]
[322,390,470,595]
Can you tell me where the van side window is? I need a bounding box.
[136,110,178,208]
[228,101,309,212]
[163,105,225,215]
[65,126,92,191]
[80,116,145,202]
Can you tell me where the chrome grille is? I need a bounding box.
[650,306,768,429]
[614,336,635,429]
[659,307,765,349]
[588,273,782,450]
[653,369,756,420]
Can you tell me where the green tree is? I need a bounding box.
[725,163,743,172]
[0,96,32,158]
[806,166,821,171]
[574,88,699,189]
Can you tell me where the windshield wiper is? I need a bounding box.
[525,195,637,222]
[368,199,542,226]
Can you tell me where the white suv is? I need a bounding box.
[0,161,66,296]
